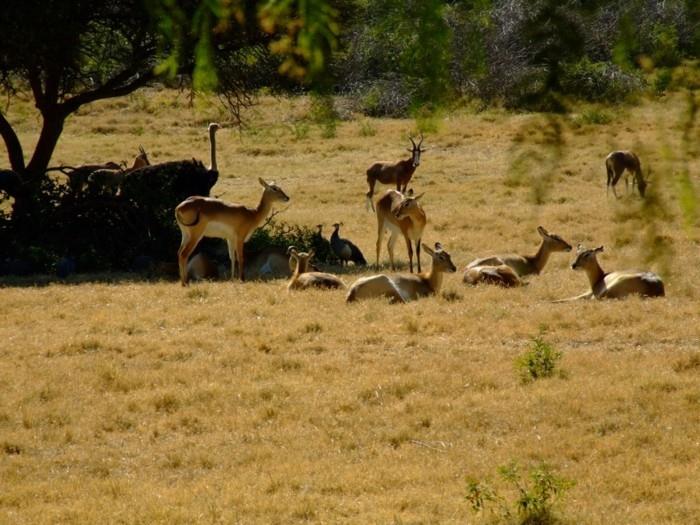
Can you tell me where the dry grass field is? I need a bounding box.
[1,89,700,524]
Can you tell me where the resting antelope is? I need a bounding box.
[555,244,665,301]
[463,264,523,287]
[175,178,290,285]
[466,226,572,277]
[365,135,425,211]
[376,189,426,273]
[287,248,345,291]
[606,150,647,197]
[346,242,456,303]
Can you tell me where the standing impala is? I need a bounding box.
[346,242,456,303]
[175,178,290,285]
[375,189,426,273]
[365,135,425,211]
[555,244,665,301]
[466,226,572,277]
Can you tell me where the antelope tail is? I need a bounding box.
[177,209,200,227]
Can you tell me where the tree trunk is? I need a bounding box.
[25,107,67,183]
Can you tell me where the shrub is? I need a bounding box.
[516,335,562,383]
[466,462,575,524]
[560,58,644,103]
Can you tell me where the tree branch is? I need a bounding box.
[0,109,25,172]
[62,68,156,114]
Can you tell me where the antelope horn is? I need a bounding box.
[418,133,424,148]
[409,136,416,148]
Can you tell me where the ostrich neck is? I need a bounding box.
[209,130,217,171]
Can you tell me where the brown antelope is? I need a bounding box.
[606,150,647,197]
[463,264,523,287]
[375,189,426,273]
[466,226,572,277]
[365,135,425,211]
[346,242,456,303]
[128,145,150,171]
[555,244,665,301]
[287,248,345,291]
[175,178,290,285]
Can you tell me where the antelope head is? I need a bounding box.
[259,177,290,203]
[538,226,573,253]
[393,192,424,220]
[422,242,457,273]
[571,244,604,271]
[407,133,426,167]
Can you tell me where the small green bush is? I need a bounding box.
[466,462,575,524]
[561,58,643,103]
[516,335,562,383]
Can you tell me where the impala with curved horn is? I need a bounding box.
[365,134,425,211]
[554,244,664,301]
[346,242,456,303]
[175,178,290,285]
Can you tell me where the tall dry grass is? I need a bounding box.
[1,89,699,524]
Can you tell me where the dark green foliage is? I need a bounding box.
[561,58,644,102]
[466,462,575,524]
[0,162,218,274]
[247,221,335,265]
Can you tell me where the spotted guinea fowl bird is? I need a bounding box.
[331,223,367,267]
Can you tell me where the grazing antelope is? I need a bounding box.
[346,242,456,303]
[606,150,647,197]
[466,226,572,277]
[555,244,665,301]
[287,248,345,291]
[376,189,426,273]
[365,135,425,211]
[331,223,367,266]
[463,264,523,287]
[175,178,290,285]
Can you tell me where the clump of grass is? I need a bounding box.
[466,462,575,524]
[516,335,563,383]
[573,108,613,126]
[358,119,377,137]
[289,120,310,140]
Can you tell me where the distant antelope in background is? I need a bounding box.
[606,150,647,197]
[365,134,425,211]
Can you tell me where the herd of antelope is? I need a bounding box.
[175,125,664,303]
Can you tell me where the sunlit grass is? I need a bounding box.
[1,89,699,524]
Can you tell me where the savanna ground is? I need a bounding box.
[1,89,700,524]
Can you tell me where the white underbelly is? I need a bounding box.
[203,221,236,240]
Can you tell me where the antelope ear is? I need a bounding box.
[413,192,424,201]
[406,148,413,152]
[258,177,269,188]
[287,246,297,255]
[308,249,315,259]
[434,242,443,251]
[537,226,548,237]
[576,243,585,252]
[422,243,434,255]
[595,246,604,253]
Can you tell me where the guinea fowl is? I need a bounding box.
[331,223,367,267]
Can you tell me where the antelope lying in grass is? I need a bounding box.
[287,248,345,291]
[466,226,572,278]
[346,242,456,303]
[606,150,647,197]
[175,178,290,285]
[555,245,665,301]
[376,189,426,273]
[463,264,523,287]
[187,252,220,281]
[365,135,425,211]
